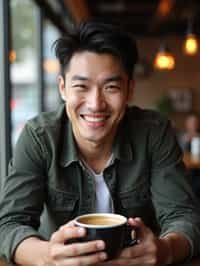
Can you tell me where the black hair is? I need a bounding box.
[54,20,138,79]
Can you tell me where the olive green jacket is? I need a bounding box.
[0,104,200,262]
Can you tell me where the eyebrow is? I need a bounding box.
[71,75,90,81]
[103,75,123,83]
[71,74,123,83]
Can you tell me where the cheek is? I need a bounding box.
[111,96,128,112]
[65,95,84,116]
[111,98,128,122]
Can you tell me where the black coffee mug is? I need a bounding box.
[75,213,137,259]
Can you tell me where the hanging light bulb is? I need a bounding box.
[183,34,198,55]
[154,44,175,70]
[183,19,198,55]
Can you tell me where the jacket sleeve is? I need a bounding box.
[150,118,200,258]
[0,123,47,262]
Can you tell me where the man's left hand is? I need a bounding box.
[96,217,172,266]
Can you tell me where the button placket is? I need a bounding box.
[80,169,96,213]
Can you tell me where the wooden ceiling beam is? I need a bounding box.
[64,0,90,24]
[93,2,156,14]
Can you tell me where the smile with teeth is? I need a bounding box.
[81,114,109,123]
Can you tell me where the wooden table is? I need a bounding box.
[1,257,200,266]
[183,152,200,169]
[0,260,11,266]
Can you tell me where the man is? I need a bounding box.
[0,20,200,266]
[179,112,200,152]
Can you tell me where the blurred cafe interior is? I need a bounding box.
[1,1,200,265]
[1,0,200,202]
[1,0,200,197]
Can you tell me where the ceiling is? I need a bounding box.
[86,0,200,36]
[36,0,200,37]
[64,0,200,37]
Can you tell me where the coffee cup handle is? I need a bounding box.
[123,225,138,247]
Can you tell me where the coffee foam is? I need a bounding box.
[76,213,127,228]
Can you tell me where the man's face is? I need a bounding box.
[59,51,134,147]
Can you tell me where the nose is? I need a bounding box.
[87,88,106,111]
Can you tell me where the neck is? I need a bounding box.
[77,140,114,173]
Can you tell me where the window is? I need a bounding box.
[43,19,61,111]
[10,0,39,148]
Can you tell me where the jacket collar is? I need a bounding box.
[59,113,79,168]
[59,110,134,168]
[112,118,134,162]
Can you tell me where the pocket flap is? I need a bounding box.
[119,187,150,208]
[47,186,78,211]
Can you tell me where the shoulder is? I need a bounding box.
[16,104,68,150]
[14,104,68,164]
[125,106,169,129]
[26,104,67,134]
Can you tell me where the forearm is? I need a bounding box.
[14,237,49,266]
[160,232,190,265]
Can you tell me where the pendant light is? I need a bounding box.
[154,44,175,70]
[183,18,198,56]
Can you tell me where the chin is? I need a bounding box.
[84,136,103,142]
[82,134,106,143]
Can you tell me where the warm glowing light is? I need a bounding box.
[43,59,60,73]
[154,51,175,70]
[183,34,198,55]
[9,50,16,63]
[159,0,173,16]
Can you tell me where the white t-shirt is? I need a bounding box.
[80,154,114,213]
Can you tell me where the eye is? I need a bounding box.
[105,85,120,92]
[72,84,88,91]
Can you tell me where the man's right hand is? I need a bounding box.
[46,220,107,266]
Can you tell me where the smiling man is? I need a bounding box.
[0,21,200,266]
[59,51,133,173]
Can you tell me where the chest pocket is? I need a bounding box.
[117,186,158,231]
[119,187,150,214]
[46,186,79,223]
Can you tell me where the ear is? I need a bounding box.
[58,75,66,101]
[127,79,135,103]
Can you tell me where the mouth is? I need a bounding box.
[80,114,110,128]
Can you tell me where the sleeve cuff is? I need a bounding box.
[1,225,45,263]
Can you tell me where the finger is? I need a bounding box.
[128,217,147,231]
[120,235,159,262]
[59,251,107,266]
[51,226,86,244]
[59,220,76,230]
[128,217,153,241]
[120,240,147,258]
[53,240,106,258]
